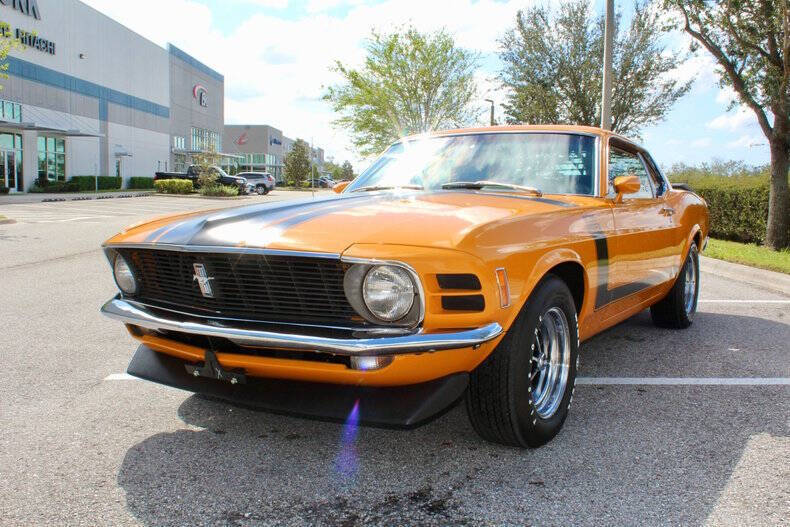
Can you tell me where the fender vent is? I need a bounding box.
[437,274,481,290]
[441,295,485,312]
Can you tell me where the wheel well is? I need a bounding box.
[693,230,702,249]
[548,262,585,314]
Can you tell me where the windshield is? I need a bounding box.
[346,133,598,195]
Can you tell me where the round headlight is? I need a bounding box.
[362,265,415,321]
[113,255,138,295]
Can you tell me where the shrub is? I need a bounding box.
[154,179,194,194]
[69,176,123,191]
[666,162,785,245]
[199,184,239,197]
[0,186,9,194]
[127,177,155,190]
[29,180,81,193]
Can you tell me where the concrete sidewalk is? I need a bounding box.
[701,255,790,296]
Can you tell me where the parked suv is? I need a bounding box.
[240,172,275,195]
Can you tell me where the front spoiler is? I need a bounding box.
[127,344,469,428]
[101,297,503,356]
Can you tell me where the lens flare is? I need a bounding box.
[333,399,361,480]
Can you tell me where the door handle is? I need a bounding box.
[660,207,675,217]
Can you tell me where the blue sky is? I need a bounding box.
[83,0,770,170]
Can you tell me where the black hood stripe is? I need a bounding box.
[146,194,387,245]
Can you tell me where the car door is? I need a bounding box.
[604,140,676,307]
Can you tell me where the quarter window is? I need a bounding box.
[608,147,654,199]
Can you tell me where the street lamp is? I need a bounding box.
[484,99,495,126]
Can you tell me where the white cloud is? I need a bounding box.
[707,108,757,131]
[727,134,765,149]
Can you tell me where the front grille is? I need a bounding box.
[118,248,360,326]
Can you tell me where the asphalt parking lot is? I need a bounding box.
[1,194,788,526]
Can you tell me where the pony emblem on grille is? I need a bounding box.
[192,263,215,298]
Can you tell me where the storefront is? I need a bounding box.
[0,0,225,192]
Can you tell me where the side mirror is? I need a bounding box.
[333,181,351,194]
[613,175,641,203]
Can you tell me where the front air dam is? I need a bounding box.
[126,344,470,428]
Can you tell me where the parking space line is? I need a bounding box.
[699,300,790,303]
[105,373,137,381]
[577,377,790,385]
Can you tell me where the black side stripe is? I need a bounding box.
[592,233,661,310]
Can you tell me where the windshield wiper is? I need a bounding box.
[351,185,424,193]
[441,180,543,197]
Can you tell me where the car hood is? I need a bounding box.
[107,191,591,254]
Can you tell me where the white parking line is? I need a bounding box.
[576,377,790,385]
[699,300,790,304]
[105,373,137,381]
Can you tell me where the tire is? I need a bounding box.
[466,275,580,448]
[263,187,271,195]
[256,186,266,196]
[650,242,699,329]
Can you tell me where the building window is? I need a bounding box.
[173,136,185,150]
[38,136,66,182]
[191,127,220,152]
[174,153,186,172]
[0,99,22,123]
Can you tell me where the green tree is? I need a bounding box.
[284,139,312,186]
[341,160,354,180]
[0,23,22,91]
[663,0,789,250]
[192,147,220,189]
[499,0,691,136]
[325,27,479,157]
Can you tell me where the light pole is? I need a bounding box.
[484,99,495,126]
[601,0,614,130]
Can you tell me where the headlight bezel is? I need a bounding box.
[112,253,139,295]
[343,259,424,327]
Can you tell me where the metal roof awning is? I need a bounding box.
[0,120,103,137]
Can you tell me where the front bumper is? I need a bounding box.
[127,344,469,427]
[101,297,503,356]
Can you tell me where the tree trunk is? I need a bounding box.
[766,136,790,250]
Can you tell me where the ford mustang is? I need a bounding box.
[101,125,709,447]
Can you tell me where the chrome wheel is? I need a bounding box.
[529,307,571,419]
[684,249,698,315]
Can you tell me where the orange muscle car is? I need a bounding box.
[101,125,709,447]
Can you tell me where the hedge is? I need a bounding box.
[667,163,786,245]
[199,184,238,197]
[127,177,155,190]
[154,179,193,194]
[69,176,123,191]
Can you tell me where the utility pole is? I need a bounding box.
[601,0,614,131]
[484,99,495,126]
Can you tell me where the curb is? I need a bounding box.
[700,255,790,296]
[39,192,154,203]
[153,193,250,200]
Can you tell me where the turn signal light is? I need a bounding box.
[495,268,511,308]
[349,356,394,371]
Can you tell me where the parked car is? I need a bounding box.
[154,165,248,193]
[101,125,709,447]
[240,172,275,195]
[317,176,336,188]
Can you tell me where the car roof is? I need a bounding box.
[399,124,643,150]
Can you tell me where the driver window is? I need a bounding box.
[608,147,654,199]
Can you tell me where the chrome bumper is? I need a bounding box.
[101,297,504,356]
